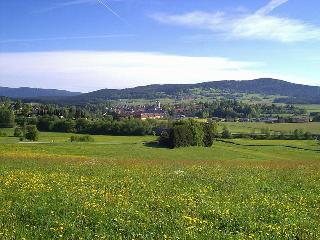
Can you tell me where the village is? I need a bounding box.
[107,101,311,123]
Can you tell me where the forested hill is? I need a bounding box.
[3,79,319,104]
[0,87,81,98]
[51,78,320,104]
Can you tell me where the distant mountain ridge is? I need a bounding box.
[0,86,81,98]
[2,79,320,104]
[59,78,320,104]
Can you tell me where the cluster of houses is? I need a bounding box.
[108,101,310,124]
[108,101,166,120]
[107,102,208,120]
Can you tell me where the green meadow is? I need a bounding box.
[219,122,320,134]
[0,130,320,239]
[296,104,320,113]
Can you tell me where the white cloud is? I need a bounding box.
[151,0,320,42]
[231,15,320,42]
[152,11,225,30]
[0,51,280,92]
[256,0,288,15]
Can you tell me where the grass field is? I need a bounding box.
[219,122,320,134]
[1,131,320,239]
[296,104,320,113]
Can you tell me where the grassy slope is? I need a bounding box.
[0,132,320,239]
[219,122,320,134]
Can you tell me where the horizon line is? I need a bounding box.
[1,78,318,94]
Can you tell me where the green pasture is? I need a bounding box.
[0,131,320,239]
[295,104,320,113]
[0,129,156,144]
[219,122,320,134]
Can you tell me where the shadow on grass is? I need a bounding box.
[217,139,320,153]
[143,141,168,149]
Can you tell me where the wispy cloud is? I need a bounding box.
[0,51,277,92]
[0,34,134,44]
[56,0,95,7]
[96,0,128,25]
[32,0,96,13]
[151,0,320,42]
[256,0,288,15]
[34,0,127,24]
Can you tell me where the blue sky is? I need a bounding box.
[0,0,319,92]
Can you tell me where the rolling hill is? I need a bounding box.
[3,79,320,104]
[0,87,81,98]
[52,78,320,104]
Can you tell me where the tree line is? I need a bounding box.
[185,101,306,119]
[35,116,164,136]
[217,126,315,140]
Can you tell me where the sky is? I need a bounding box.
[0,0,319,92]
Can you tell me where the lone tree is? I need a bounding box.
[25,125,39,141]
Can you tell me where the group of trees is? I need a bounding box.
[159,120,218,148]
[35,116,164,136]
[171,100,306,119]
[0,102,39,141]
[0,100,166,137]
[220,127,315,140]
[13,125,39,141]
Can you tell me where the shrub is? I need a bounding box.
[278,131,286,140]
[0,131,7,137]
[260,128,271,139]
[293,129,304,140]
[222,126,232,139]
[25,125,39,141]
[14,127,24,137]
[70,135,94,142]
[304,131,313,140]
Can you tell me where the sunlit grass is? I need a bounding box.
[0,132,320,239]
[219,122,320,134]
